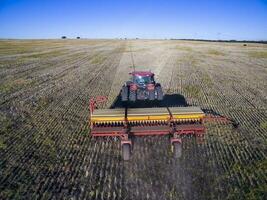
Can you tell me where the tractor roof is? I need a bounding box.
[130,71,154,76]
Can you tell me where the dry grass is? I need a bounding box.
[175,45,192,51]
[0,39,266,200]
[260,121,267,129]
[207,49,225,56]
[184,85,200,97]
[0,78,35,93]
[90,54,107,64]
[248,51,267,58]
[23,50,67,59]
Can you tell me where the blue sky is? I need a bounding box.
[0,0,267,40]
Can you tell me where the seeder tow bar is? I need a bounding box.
[89,96,236,160]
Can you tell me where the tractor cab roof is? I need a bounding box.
[130,71,154,77]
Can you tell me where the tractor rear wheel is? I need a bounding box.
[156,86,163,100]
[121,86,128,101]
[129,90,136,102]
[173,142,182,158]
[122,144,131,160]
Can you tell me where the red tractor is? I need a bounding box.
[121,71,164,102]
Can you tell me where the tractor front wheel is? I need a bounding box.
[122,144,131,160]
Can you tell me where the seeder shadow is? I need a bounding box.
[110,93,188,109]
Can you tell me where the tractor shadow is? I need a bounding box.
[110,93,188,109]
[109,94,239,127]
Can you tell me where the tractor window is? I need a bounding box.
[134,75,153,84]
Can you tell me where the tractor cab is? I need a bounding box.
[131,71,155,86]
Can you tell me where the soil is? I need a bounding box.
[0,39,266,200]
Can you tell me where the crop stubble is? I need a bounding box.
[0,40,266,200]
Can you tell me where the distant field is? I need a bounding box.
[0,39,266,199]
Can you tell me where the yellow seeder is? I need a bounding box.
[89,95,235,160]
[91,107,205,126]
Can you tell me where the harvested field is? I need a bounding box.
[0,39,266,200]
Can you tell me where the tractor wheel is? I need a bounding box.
[129,90,136,102]
[173,142,182,158]
[121,86,128,102]
[156,86,163,100]
[149,90,155,100]
[122,144,131,160]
